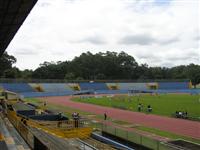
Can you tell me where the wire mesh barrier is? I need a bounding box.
[7,110,92,138]
[30,119,91,131]
[91,121,182,150]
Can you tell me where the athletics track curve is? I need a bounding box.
[42,96,200,139]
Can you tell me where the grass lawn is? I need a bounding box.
[73,94,200,119]
[135,126,200,144]
[25,98,92,117]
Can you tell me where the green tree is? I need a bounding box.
[21,69,33,79]
[64,72,75,80]
[3,67,21,78]
[0,52,16,77]
[185,64,200,87]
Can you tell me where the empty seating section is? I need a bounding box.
[147,89,200,94]
[0,83,35,93]
[95,89,128,94]
[158,82,189,89]
[0,81,197,98]
[40,83,72,92]
[79,83,108,90]
[118,83,147,90]
[20,90,92,98]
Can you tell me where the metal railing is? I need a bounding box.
[77,139,98,150]
[91,121,182,150]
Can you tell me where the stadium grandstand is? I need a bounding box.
[0,83,35,93]
[79,82,108,90]
[39,83,73,92]
[0,80,199,98]
[158,82,190,90]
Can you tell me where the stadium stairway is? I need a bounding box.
[0,116,30,150]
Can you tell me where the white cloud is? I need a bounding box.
[6,0,200,70]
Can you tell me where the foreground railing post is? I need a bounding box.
[157,141,160,150]
[140,135,142,145]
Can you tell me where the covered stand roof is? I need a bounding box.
[0,0,38,56]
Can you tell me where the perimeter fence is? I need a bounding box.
[92,121,182,150]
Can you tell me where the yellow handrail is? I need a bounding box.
[7,110,92,139]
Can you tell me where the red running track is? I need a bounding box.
[42,96,200,139]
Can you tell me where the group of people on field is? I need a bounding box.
[175,111,188,119]
[138,103,152,113]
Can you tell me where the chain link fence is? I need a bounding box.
[92,121,181,150]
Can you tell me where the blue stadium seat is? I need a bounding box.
[118,83,147,90]
[95,89,129,94]
[40,83,73,92]
[20,91,75,98]
[0,83,35,93]
[147,89,200,94]
[158,82,189,90]
[79,83,108,90]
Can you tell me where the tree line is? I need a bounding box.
[0,51,200,87]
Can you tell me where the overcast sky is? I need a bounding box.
[7,0,200,70]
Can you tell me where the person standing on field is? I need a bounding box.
[104,112,107,120]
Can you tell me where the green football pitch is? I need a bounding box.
[73,94,200,119]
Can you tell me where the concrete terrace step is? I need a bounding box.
[0,116,30,150]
